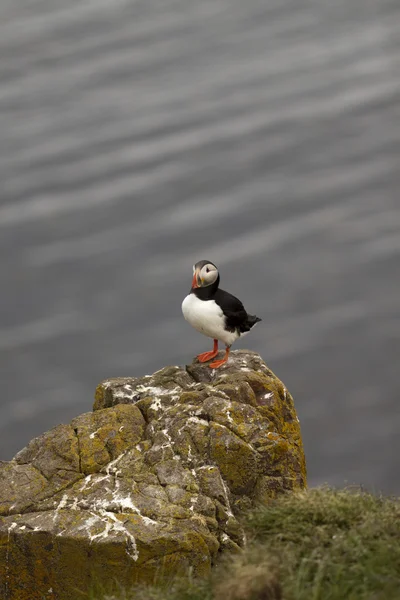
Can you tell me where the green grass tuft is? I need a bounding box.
[97,487,400,600]
[246,487,400,600]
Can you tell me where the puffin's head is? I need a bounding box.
[191,260,219,289]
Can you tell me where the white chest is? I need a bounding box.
[181,294,239,346]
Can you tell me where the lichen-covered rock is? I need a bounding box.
[0,350,306,600]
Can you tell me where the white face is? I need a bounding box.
[193,262,219,288]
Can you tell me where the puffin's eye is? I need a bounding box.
[206,267,210,273]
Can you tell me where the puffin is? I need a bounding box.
[182,260,261,368]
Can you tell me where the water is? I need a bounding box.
[0,0,399,494]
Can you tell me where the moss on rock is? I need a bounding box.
[0,350,306,600]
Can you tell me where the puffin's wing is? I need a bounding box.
[215,289,248,331]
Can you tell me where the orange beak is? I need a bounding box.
[192,269,203,289]
[192,272,199,288]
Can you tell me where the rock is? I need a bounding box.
[0,350,306,600]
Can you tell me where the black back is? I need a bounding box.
[192,277,261,334]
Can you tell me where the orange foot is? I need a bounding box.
[209,346,230,369]
[197,339,218,363]
[197,350,219,363]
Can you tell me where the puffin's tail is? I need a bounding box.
[240,314,262,333]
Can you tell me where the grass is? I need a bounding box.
[96,487,400,600]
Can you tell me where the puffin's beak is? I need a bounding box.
[192,269,201,289]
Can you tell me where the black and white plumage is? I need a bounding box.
[182,260,261,368]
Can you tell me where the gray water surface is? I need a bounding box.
[0,0,399,493]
